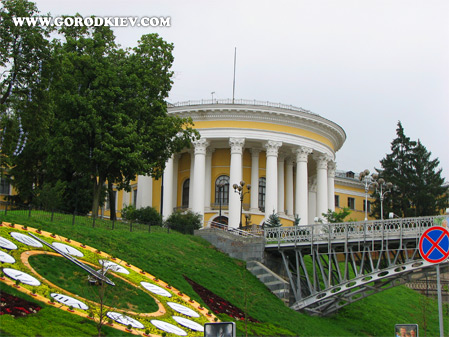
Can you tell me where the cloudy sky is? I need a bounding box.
[31,0,449,180]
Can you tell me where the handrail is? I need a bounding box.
[264,215,447,246]
[167,99,317,116]
[204,220,261,237]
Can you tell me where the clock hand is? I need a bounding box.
[28,233,115,286]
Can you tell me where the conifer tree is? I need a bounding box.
[371,122,447,218]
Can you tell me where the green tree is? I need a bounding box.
[372,122,447,218]
[321,207,351,223]
[0,0,53,204]
[265,210,281,227]
[47,23,197,217]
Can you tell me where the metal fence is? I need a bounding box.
[0,202,169,233]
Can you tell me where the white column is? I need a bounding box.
[250,149,260,212]
[188,151,194,209]
[172,154,179,210]
[136,175,153,208]
[192,139,209,223]
[229,138,245,228]
[328,160,336,212]
[314,153,330,222]
[264,141,282,219]
[204,148,214,211]
[277,153,285,215]
[285,158,294,216]
[294,147,313,225]
[122,191,130,208]
[162,156,174,220]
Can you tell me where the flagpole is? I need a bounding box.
[232,47,236,104]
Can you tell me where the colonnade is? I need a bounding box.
[138,137,336,227]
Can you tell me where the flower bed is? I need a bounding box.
[184,276,258,322]
[0,291,41,317]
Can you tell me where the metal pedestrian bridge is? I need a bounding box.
[263,215,448,316]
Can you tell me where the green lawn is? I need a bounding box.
[1,211,447,337]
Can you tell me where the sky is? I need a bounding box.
[28,0,449,181]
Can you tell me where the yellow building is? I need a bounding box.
[104,99,379,227]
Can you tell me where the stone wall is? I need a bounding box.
[194,228,265,262]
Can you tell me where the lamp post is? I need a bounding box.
[372,175,393,220]
[217,182,224,223]
[233,180,251,230]
[359,169,376,221]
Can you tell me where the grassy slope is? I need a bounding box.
[0,212,447,337]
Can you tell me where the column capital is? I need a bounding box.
[250,148,262,156]
[193,138,209,155]
[278,151,287,162]
[313,153,332,169]
[229,138,245,154]
[264,140,282,157]
[294,146,313,162]
[328,161,336,177]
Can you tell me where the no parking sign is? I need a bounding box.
[419,226,449,263]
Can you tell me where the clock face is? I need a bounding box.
[3,268,41,286]
[98,259,129,274]
[51,242,84,257]
[10,232,43,248]
[0,225,213,336]
[173,316,205,332]
[141,281,172,297]
[51,293,89,310]
[0,251,15,264]
[151,320,188,336]
[106,311,145,329]
[0,237,18,250]
[167,302,201,318]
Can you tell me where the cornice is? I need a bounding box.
[168,104,346,152]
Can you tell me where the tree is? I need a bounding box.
[265,210,281,227]
[321,207,351,223]
[47,23,198,217]
[372,122,447,218]
[0,0,53,204]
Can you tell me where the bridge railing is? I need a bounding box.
[264,215,447,246]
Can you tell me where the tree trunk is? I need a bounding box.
[91,176,104,218]
[108,181,116,221]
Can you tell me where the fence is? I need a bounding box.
[0,201,169,234]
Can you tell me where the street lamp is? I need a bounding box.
[233,180,251,229]
[359,169,376,221]
[372,175,393,220]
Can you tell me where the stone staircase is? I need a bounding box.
[246,260,290,304]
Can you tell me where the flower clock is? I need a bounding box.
[0,222,216,336]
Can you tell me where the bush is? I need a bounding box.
[164,210,202,234]
[121,205,162,226]
[265,210,281,228]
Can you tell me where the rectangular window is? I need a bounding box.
[363,200,371,213]
[348,197,355,210]
[133,189,138,207]
[334,195,340,208]
[0,178,10,195]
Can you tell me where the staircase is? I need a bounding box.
[246,261,290,304]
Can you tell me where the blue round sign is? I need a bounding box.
[419,226,449,263]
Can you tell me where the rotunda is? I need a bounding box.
[135,99,346,228]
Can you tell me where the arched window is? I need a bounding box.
[182,179,190,208]
[258,177,266,212]
[215,175,230,206]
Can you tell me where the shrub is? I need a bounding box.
[121,205,162,226]
[164,210,202,234]
[265,210,281,228]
